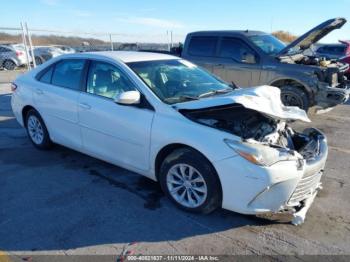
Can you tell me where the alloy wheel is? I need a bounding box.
[166,163,207,208]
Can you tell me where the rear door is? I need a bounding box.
[78,60,155,171]
[215,37,261,87]
[183,36,220,73]
[33,59,85,149]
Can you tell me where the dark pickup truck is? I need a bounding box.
[151,18,350,112]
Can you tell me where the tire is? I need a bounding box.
[159,148,221,214]
[35,56,43,65]
[25,109,52,150]
[280,86,310,112]
[3,60,16,70]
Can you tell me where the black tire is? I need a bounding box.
[35,56,43,65]
[280,86,310,112]
[159,148,221,214]
[25,109,52,150]
[3,60,16,70]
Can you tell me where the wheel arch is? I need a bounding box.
[269,78,314,101]
[2,58,18,67]
[22,105,37,127]
[154,143,223,201]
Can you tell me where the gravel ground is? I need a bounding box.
[1,80,350,260]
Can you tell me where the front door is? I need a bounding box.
[215,37,261,87]
[78,60,154,171]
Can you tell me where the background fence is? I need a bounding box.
[0,22,183,71]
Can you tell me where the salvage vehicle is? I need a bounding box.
[180,18,350,112]
[11,51,328,225]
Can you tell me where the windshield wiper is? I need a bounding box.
[198,88,233,98]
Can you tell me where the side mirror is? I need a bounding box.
[241,52,256,64]
[115,90,141,105]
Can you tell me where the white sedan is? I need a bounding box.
[11,51,328,225]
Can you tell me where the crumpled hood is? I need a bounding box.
[277,17,346,56]
[175,85,311,122]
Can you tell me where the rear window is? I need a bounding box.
[51,59,85,90]
[188,37,218,57]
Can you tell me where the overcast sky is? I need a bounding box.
[1,0,349,43]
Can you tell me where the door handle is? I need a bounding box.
[35,89,43,95]
[79,103,91,110]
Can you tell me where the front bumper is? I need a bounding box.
[214,128,328,225]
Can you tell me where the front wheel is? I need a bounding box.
[280,86,310,112]
[159,148,221,214]
[25,110,52,149]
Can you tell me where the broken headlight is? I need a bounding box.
[224,139,300,167]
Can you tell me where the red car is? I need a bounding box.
[339,41,350,76]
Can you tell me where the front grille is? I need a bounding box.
[288,171,322,205]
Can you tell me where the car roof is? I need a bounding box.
[188,30,267,37]
[64,51,179,63]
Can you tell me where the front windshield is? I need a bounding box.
[249,34,286,55]
[128,59,232,104]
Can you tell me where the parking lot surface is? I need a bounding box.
[1,80,350,258]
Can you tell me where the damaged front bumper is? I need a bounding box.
[314,81,350,110]
[250,129,328,225]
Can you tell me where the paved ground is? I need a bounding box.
[1,80,350,260]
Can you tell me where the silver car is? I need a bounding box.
[0,44,29,70]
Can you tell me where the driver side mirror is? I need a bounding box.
[241,52,257,64]
[114,90,141,105]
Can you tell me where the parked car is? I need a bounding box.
[33,46,64,65]
[0,44,29,70]
[315,41,350,60]
[52,45,76,54]
[340,55,350,77]
[11,51,328,225]
[179,18,349,112]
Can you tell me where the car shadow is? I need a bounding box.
[0,141,274,252]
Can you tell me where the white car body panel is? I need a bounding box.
[11,51,328,224]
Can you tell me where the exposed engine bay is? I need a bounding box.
[181,104,320,160]
[278,54,349,88]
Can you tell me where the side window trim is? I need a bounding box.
[83,59,154,111]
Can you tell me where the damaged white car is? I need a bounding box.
[11,52,328,225]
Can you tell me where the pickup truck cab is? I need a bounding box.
[181,18,350,112]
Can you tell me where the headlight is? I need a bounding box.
[224,139,299,166]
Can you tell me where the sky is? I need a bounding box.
[0,0,350,43]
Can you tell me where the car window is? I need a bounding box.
[0,46,11,52]
[87,61,135,99]
[219,38,257,64]
[51,59,85,90]
[38,66,54,84]
[188,37,218,57]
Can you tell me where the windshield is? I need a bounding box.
[249,34,286,55]
[127,59,232,104]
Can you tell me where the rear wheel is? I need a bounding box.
[35,56,43,65]
[159,148,221,214]
[280,86,310,112]
[25,110,52,149]
[3,60,16,70]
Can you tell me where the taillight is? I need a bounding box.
[16,51,24,57]
[11,83,18,92]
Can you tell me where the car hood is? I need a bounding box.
[174,85,310,122]
[277,18,346,56]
